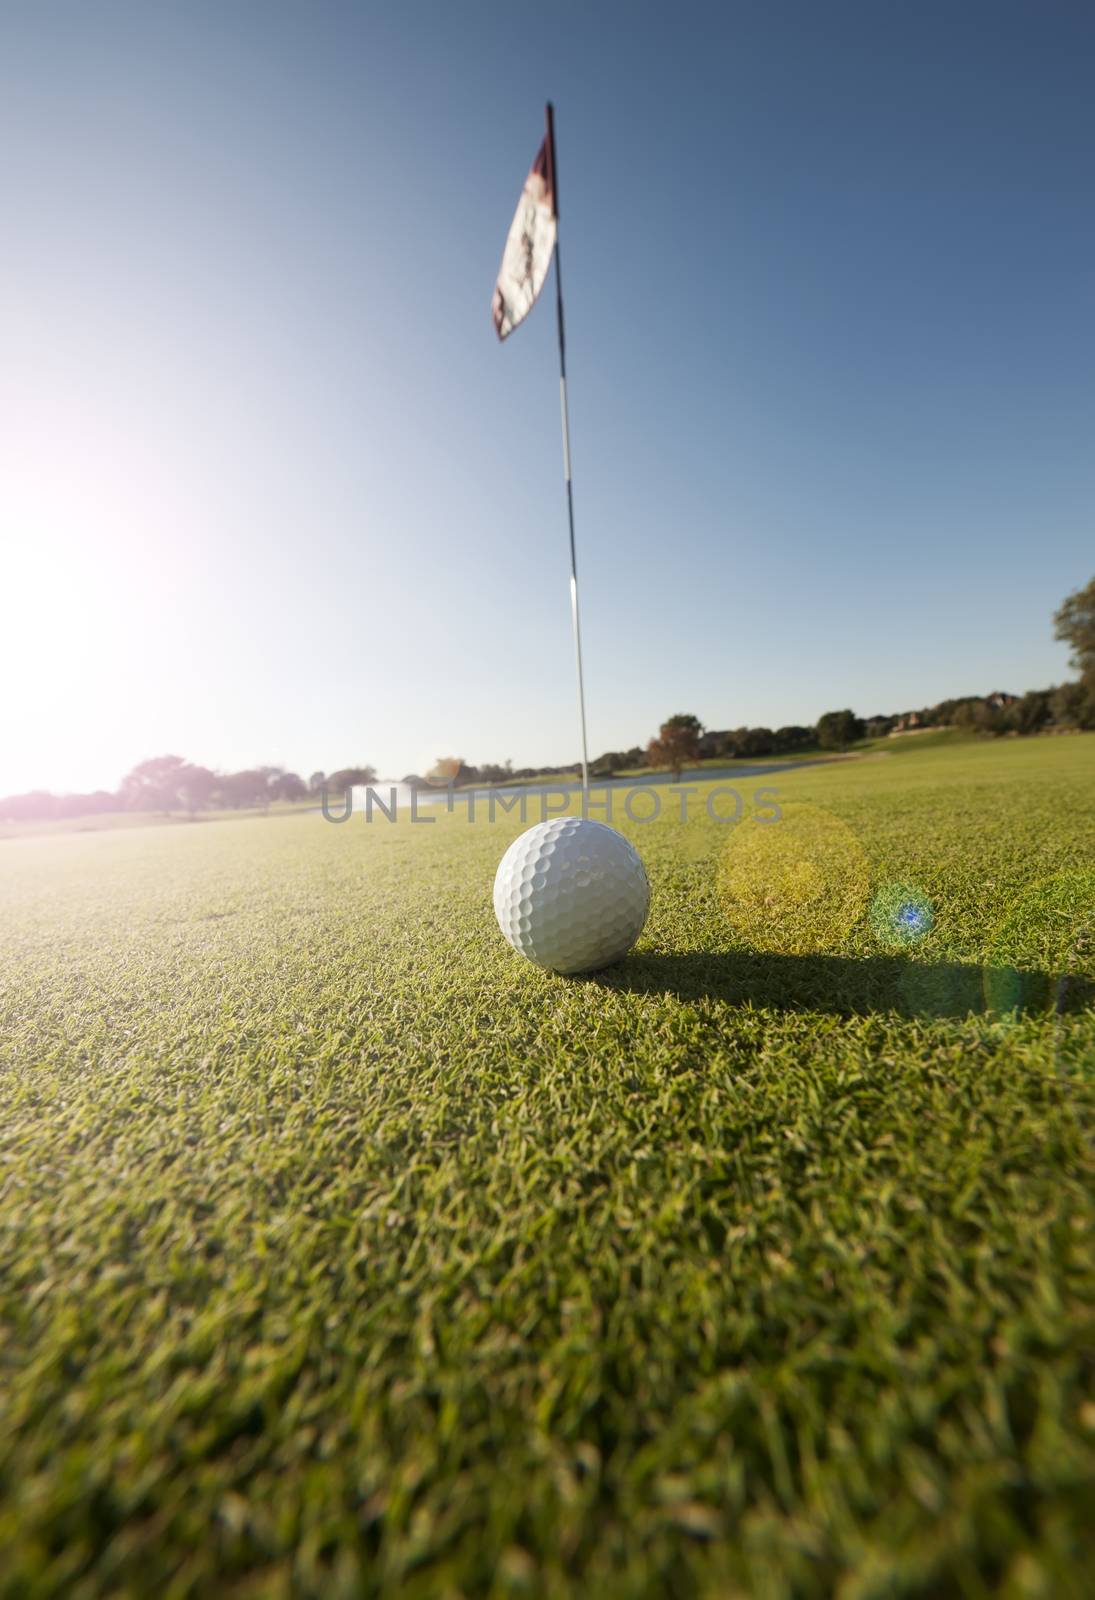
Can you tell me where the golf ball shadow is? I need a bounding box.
[717,804,870,955]
[982,870,1095,1041]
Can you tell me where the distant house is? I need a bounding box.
[985,691,1017,710]
[892,712,922,733]
[697,730,730,758]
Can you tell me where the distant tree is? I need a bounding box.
[1054,575,1095,677]
[955,698,1010,736]
[864,716,896,740]
[1008,690,1052,736]
[929,699,963,727]
[308,771,326,794]
[591,750,624,777]
[176,764,218,816]
[647,714,703,780]
[738,726,776,757]
[815,711,865,751]
[121,755,188,813]
[53,791,117,819]
[774,725,816,752]
[1051,679,1095,730]
[0,790,58,821]
[950,698,980,729]
[326,766,378,792]
[270,771,308,803]
[218,769,272,809]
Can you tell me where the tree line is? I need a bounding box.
[4,576,1092,821]
[416,577,1095,785]
[0,759,375,823]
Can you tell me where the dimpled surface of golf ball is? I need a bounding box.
[493,817,650,974]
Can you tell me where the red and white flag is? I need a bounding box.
[491,121,557,340]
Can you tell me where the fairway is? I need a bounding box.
[2,737,1094,1597]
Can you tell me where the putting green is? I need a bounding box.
[1,735,1093,1596]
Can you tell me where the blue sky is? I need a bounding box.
[2,0,1092,792]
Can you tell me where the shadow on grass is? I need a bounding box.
[590,949,1095,1020]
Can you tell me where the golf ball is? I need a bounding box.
[493,817,650,974]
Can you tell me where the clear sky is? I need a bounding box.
[2,0,1092,793]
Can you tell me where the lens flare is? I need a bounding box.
[869,881,935,948]
[717,803,869,954]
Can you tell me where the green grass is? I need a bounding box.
[1,736,1093,1598]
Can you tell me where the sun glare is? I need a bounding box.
[1,413,188,795]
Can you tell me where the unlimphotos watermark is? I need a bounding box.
[319,783,782,826]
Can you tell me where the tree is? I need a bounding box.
[176,764,217,816]
[308,771,326,794]
[1054,575,1095,677]
[1009,690,1051,736]
[120,755,188,813]
[955,699,985,732]
[218,769,271,809]
[56,790,117,818]
[1051,679,1095,730]
[815,711,864,751]
[954,698,1009,736]
[591,750,625,777]
[270,771,308,803]
[774,725,816,751]
[929,698,963,727]
[326,766,378,792]
[975,703,1008,736]
[647,714,702,780]
[738,726,776,757]
[0,790,58,822]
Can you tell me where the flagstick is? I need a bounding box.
[546,102,591,794]
[556,256,591,794]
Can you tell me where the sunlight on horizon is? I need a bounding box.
[2,398,201,795]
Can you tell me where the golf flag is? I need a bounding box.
[493,105,590,788]
[491,125,557,340]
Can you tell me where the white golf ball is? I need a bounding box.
[493,817,650,974]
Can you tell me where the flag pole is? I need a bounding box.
[545,102,591,794]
